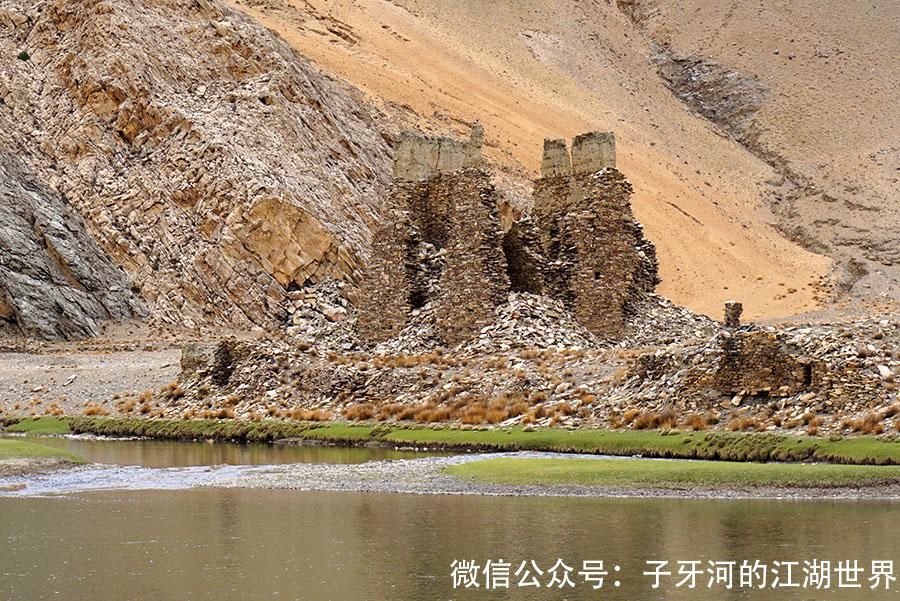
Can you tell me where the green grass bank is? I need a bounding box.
[0,438,84,463]
[2,416,899,466]
[445,457,900,489]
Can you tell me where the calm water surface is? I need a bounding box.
[0,438,897,600]
[28,435,445,467]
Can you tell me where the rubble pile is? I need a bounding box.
[466,293,599,353]
[283,280,357,352]
[166,304,897,435]
[618,293,717,348]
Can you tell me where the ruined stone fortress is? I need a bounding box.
[356,125,659,346]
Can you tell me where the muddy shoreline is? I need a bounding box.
[2,451,899,500]
[0,456,80,479]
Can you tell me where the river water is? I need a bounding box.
[1,438,898,600]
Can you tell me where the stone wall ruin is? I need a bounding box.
[531,133,659,338]
[357,127,660,346]
[711,302,817,396]
[357,127,509,346]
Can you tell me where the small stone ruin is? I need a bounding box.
[711,301,817,396]
[357,126,660,346]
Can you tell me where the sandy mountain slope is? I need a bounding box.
[0,0,390,337]
[625,0,899,309]
[230,0,893,320]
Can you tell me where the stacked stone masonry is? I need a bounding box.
[358,128,660,345]
[357,127,508,346]
[531,135,660,339]
[705,301,816,396]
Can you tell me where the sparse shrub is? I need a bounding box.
[631,409,677,430]
[44,402,64,416]
[658,408,678,429]
[847,413,881,434]
[557,402,577,417]
[484,409,508,424]
[622,408,640,425]
[530,391,548,403]
[632,411,659,430]
[506,401,530,418]
[160,381,185,401]
[461,405,487,425]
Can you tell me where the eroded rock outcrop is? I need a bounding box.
[0,153,145,338]
[0,0,391,335]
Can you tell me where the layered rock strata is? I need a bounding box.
[0,0,391,336]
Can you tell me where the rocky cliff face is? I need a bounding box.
[0,0,391,336]
[0,153,146,338]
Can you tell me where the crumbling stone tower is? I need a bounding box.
[357,126,510,346]
[530,132,659,338]
[358,127,660,346]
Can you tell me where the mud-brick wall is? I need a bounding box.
[532,168,659,339]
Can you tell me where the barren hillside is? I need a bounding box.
[231,0,897,319]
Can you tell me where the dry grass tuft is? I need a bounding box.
[682,413,710,431]
[846,412,884,434]
[342,403,375,421]
[632,409,677,430]
[726,417,763,432]
[82,403,109,417]
[160,381,185,401]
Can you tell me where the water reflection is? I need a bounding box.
[20,435,445,467]
[1,490,896,600]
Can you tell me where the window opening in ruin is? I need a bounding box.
[502,230,541,294]
[803,364,813,387]
[409,288,427,310]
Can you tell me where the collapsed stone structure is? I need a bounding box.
[356,126,510,346]
[709,302,817,396]
[357,127,660,346]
